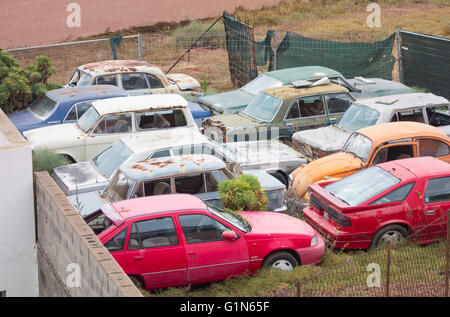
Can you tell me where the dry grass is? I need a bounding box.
[6,0,449,92]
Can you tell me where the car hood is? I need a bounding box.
[52,161,108,196]
[166,73,201,90]
[204,113,260,130]
[23,123,83,147]
[243,169,285,191]
[224,140,305,167]
[348,78,413,99]
[68,190,109,217]
[292,125,351,153]
[291,152,363,198]
[198,89,255,114]
[7,109,44,134]
[187,101,211,120]
[239,211,315,238]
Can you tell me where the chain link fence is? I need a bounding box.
[267,211,449,297]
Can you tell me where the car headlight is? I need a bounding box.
[310,235,318,247]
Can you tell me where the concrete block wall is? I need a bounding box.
[34,172,142,297]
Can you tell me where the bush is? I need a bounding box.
[32,149,71,173]
[0,49,62,114]
[218,174,268,212]
[172,21,225,50]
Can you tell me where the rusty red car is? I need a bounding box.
[303,157,450,250]
[86,194,325,290]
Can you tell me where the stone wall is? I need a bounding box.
[34,172,142,297]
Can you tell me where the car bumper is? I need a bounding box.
[302,206,357,249]
[273,204,288,213]
[296,235,326,265]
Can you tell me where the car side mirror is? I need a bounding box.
[222,230,238,241]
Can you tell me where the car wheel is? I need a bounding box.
[262,251,298,271]
[129,275,145,290]
[371,224,408,249]
[271,171,288,188]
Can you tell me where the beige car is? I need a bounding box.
[67,60,203,101]
[24,94,197,163]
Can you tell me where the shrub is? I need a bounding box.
[0,49,62,114]
[172,21,225,50]
[32,149,70,173]
[218,174,268,212]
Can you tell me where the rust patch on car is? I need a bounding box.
[98,193,109,202]
[81,60,155,74]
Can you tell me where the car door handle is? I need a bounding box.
[329,117,337,121]
[426,209,436,216]
[133,256,144,261]
[187,252,197,259]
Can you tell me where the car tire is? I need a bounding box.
[262,251,298,271]
[271,171,289,188]
[370,224,408,249]
[129,275,145,290]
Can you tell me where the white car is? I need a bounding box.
[67,60,203,101]
[24,94,197,162]
[292,92,450,160]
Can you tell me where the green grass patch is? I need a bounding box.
[32,149,71,173]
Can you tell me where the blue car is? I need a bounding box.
[8,85,128,134]
[187,101,211,128]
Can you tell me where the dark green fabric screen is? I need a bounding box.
[400,30,450,100]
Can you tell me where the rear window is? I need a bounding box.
[29,95,57,119]
[325,166,400,206]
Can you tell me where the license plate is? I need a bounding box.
[324,212,329,220]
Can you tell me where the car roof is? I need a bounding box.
[262,83,348,100]
[357,122,449,145]
[46,85,128,104]
[354,93,449,112]
[109,194,208,220]
[91,94,188,116]
[78,60,163,77]
[265,66,342,84]
[120,128,209,153]
[121,154,226,181]
[380,156,450,179]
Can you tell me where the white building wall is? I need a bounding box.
[0,111,38,297]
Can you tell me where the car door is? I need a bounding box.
[368,141,418,166]
[124,216,188,289]
[102,225,130,273]
[420,176,450,242]
[84,112,134,160]
[282,95,328,137]
[323,93,353,125]
[194,171,229,208]
[176,212,249,284]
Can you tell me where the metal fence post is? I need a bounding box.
[385,242,391,297]
[138,33,143,60]
[446,209,449,297]
[396,29,403,83]
[272,30,277,71]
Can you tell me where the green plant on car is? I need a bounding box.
[218,174,268,212]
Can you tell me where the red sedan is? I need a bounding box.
[303,157,450,250]
[86,194,325,290]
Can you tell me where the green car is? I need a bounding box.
[203,81,355,142]
[197,66,412,115]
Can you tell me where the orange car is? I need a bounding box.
[288,122,450,207]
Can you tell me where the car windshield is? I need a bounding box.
[336,103,380,131]
[243,92,283,122]
[77,106,99,133]
[29,95,58,119]
[85,210,114,235]
[342,132,373,162]
[241,74,282,95]
[325,166,400,206]
[103,171,136,202]
[92,140,134,177]
[75,71,92,86]
[207,205,251,233]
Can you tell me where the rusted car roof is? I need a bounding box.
[358,121,449,145]
[262,83,349,101]
[122,154,226,181]
[80,60,161,76]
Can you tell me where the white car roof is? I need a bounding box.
[355,93,449,113]
[91,94,188,116]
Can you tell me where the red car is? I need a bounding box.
[86,194,325,290]
[303,157,450,250]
